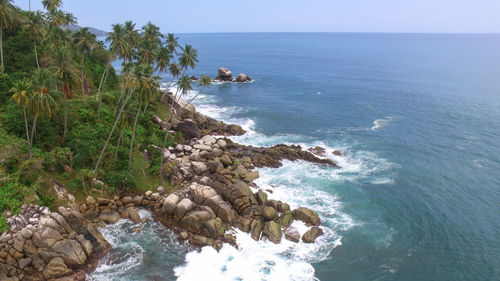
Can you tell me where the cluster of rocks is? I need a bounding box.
[0,205,110,281]
[0,87,340,280]
[159,91,246,138]
[214,67,252,83]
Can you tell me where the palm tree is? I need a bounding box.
[165,33,179,55]
[159,75,192,184]
[73,27,96,98]
[114,106,133,163]
[42,0,62,10]
[123,21,139,58]
[97,23,128,119]
[184,74,211,108]
[94,67,137,172]
[142,21,163,47]
[29,68,56,158]
[179,44,198,73]
[24,11,45,69]
[10,79,33,158]
[0,0,16,73]
[50,46,80,143]
[155,46,172,76]
[138,39,157,65]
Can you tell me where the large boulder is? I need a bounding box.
[52,239,87,266]
[177,120,201,140]
[43,257,72,279]
[175,198,196,219]
[292,207,321,226]
[163,194,180,215]
[215,67,233,81]
[302,227,324,243]
[262,221,282,244]
[179,210,212,233]
[99,210,121,224]
[235,73,252,82]
[284,227,301,243]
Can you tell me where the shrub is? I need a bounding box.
[106,171,137,191]
[0,182,25,215]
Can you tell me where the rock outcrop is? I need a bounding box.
[215,67,233,81]
[235,73,252,82]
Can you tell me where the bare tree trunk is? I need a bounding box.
[29,114,38,159]
[128,102,142,172]
[114,79,125,115]
[34,41,40,69]
[1,24,4,73]
[81,53,85,101]
[62,94,67,143]
[159,129,170,185]
[97,61,111,119]
[23,106,30,155]
[143,102,148,114]
[94,88,134,172]
[114,127,124,163]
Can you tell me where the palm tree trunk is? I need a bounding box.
[34,41,40,69]
[114,127,124,163]
[1,24,4,73]
[81,53,85,101]
[22,106,30,154]
[143,103,148,114]
[159,129,170,185]
[29,114,38,159]
[94,88,135,172]
[114,80,125,115]
[97,61,111,119]
[62,94,67,143]
[128,102,142,172]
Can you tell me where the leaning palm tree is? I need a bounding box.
[29,68,56,158]
[73,27,96,98]
[24,11,45,69]
[123,21,140,58]
[10,79,33,158]
[184,74,212,108]
[94,67,137,172]
[114,105,133,163]
[50,46,80,143]
[159,75,192,184]
[0,0,16,73]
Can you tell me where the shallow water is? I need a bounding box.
[91,33,500,281]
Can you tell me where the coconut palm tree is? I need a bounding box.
[94,67,137,172]
[10,79,33,157]
[184,74,211,108]
[142,21,163,48]
[138,39,157,65]
[42,0,62,11]
[165,33,179,55]
[123,21,139,58]
[0,0,16,73]
[29,68,56,158]
[50,46,80,143]
[155,46,172,76]
[73,27,96,98]
[114,105,133,163]
[24,11,45,69]
[178,44,198,73]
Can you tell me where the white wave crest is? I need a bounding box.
[371,117,393,131]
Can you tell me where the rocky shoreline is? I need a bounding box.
[0,91,336,280]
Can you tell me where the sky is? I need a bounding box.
[14,0,500,33]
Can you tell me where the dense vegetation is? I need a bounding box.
[0,0,207,232]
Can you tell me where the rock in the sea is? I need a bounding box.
[235,73,252,82]
[177,120,201,140]
[262,221,282,243]
[263,206,277,221]
[284,226,301,243]
[308,146,326,157]
[215,67,233,81]
[292,207,321,226]
[332,150,342,156]
[302,227,324,243]
[99,210,121,224]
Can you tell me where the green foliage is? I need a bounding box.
[0,182,25,216]
[0,217,8,234]
[3,27,37,74]
[36,188,56,210]
[105,171,137,191]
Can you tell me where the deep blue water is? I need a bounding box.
[93,33,500,281]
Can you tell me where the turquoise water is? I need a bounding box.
[91,33,500,281]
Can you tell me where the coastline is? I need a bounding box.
[0,90,337,281]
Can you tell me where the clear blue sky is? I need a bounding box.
[14,0,500,33]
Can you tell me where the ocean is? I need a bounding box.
[89,33,500,281]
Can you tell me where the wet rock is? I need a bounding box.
[98,210,120,224]
[279,211,293,227]
[215,67,233,81]
[332,150,342,156]
[235,73,252,82]
[263,221,282,244]
[284,227,301,243]
[263,206,277,221]
[292,207,321,226]
[250,220,263,241]
[302,227,324,243]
